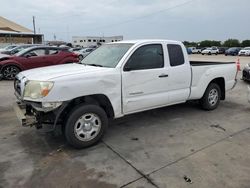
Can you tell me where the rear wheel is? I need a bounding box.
[200,83,221,110]
[2,65,20,80]
[65,104,108,148]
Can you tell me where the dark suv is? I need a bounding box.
[225,47,241,56]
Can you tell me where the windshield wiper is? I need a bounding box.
[87,64,103,67]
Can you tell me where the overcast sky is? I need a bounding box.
[1,0,250,42]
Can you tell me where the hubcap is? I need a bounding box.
[74,113,101,141]
[208,88,218,106]
[3,66,19,79]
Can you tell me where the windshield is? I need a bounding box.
[80,43,133,68]
[206,48,212,50]
[243,47,250,50]
[4,45,16,50]
[15,47,34,56]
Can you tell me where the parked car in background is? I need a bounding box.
[186,47,192,54]
[0,44,40,55]
[225,47,241,56]
[70,47,83,52]
[0,45,17,52]
[242,63,250,81]
[189,47,201,54]
[201,47,219,55]
[218,47,228,54]
[74,48,95,60]
[0,46,79,79]
[238,47,250,56]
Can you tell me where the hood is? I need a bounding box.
[18,63,111,81]
[0,54,10,60]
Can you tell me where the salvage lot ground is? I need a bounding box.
[0,55,250,188]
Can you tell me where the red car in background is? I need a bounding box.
[0,46,79,79]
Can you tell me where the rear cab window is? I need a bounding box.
[167,44,185,67]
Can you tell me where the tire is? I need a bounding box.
[65,104,108,149]
[202,53,204,55]
[79,55,83,61]
[2,65,20,80]
[200,83,221,110]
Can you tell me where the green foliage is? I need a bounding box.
[199,40,221,47]
[183,41,198,47]
[241,40,250,47]
[223,39,240,47]
[183,39,250,48]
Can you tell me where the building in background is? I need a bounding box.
[0,16,43,46]
[72,36,123,47]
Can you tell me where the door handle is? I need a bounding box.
[158,74,168,78]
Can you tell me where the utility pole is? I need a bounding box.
[32,16,36,34]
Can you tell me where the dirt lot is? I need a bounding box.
[0,55,250,188]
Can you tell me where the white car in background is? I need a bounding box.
[238,47,250,56]
[189,47,202,54]
[74,48,95,60]
[201,47,219,55]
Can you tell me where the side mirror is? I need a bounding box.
[124,65,132,71]
[24,54,31,58]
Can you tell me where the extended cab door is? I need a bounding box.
[166,43,191,104]
[122,43,170,114]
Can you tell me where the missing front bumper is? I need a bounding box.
[13,102,37,127]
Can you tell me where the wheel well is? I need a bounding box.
[2,64,22,71]
[210,77,225,100]
[62,94,115,119]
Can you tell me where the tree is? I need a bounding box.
[183,41,197,47]
[199,40,212,47]
[199,40,221,47]
[241,40,250,47]
[223,39,240,47]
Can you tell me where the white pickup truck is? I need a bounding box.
[14,40,237,148]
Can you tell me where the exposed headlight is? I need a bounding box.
[24,81,54,99]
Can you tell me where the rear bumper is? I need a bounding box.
[13,102,37,127]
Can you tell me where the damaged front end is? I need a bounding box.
[13,75,69,131]
[13,99,69,130]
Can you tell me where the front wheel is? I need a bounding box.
[200,83,221,110]
[2,65,20,80]
[65,104,108,148]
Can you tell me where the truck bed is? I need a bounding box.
[189,61,237,100]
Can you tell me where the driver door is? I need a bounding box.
[122,44,170,114]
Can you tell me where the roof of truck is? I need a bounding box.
[113,39,182,45]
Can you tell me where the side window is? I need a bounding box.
[125,44,164,71]
[26,49,46,57]
[49,49,59,55]
[167,44,184,67]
